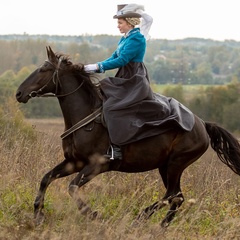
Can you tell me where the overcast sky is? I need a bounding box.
[1,0,240,41]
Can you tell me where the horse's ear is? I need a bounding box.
[46,46,57,63]
[46,46,50,59]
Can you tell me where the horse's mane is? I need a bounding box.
[55,52,102,109]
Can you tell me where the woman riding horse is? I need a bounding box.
[84,3,194,160]
[15,3,240,228]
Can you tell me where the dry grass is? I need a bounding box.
[1,116,240,239]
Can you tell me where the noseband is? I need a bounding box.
[29,57,84,98]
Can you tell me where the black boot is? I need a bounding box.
[104,144,122,160]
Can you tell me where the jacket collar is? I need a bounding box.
[124,28,140,38]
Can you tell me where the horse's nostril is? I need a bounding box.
[16,91,22,99]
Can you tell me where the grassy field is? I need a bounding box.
[1,116,240,239]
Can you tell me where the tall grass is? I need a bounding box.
[1,97,240,239]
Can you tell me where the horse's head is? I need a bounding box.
[16,46,88,103]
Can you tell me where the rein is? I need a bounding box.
[60,107,102,139]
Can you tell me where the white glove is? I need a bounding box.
[84,64,99,73]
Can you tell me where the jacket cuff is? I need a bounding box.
[97,63,105,73]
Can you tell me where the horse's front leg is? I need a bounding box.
[68,154,109,219]
[34,159,80,225]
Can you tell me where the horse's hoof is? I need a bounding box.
[136,211,150,221]
[131,219,142,227]
[89,211,100,220]
[161,219,170,228]
[34,212,45,226]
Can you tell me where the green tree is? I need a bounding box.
[0,70,16,101]
[223,102,240,132]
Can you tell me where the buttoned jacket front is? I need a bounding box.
[98,28,146,72]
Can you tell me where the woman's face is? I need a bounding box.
[117,18,133,34]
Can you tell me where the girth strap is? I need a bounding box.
[61,107,102,139]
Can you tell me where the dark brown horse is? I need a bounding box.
[16,46,240,227]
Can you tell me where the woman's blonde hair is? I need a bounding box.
[125,17,141,27]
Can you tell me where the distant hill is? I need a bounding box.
[1,34,240,47]
[1,34,240,85]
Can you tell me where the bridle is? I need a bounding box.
[29,57,84,99]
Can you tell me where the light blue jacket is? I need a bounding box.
[98,28,146,73]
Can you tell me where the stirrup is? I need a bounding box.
[104,145,114,160]
[104,145,122,160]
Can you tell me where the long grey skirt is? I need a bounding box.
[100,62,195,145]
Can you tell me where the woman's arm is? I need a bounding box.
[98,36,145,73]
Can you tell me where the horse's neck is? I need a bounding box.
[57,77,96,129]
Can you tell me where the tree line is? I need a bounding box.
[1,34,240,85]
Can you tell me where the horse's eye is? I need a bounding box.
[39,66,45,72]
[39,63,49,72]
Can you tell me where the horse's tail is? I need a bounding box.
[205,121,240,175]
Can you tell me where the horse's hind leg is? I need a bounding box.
[34,159,80,225]
[136,165,169,222]
[159,128,209,226]
[136,166,184,226]
[159,152,207,226]
[159,166,185,227]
